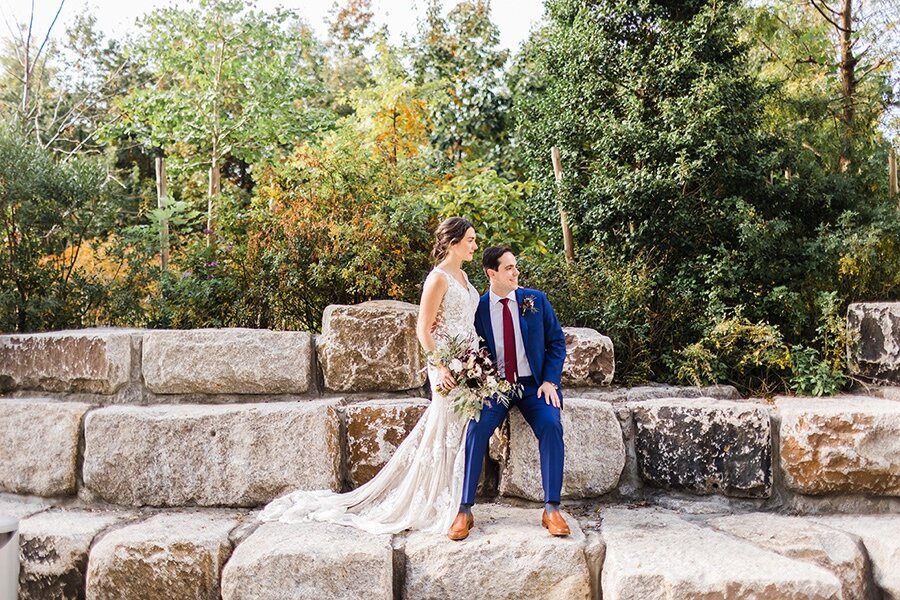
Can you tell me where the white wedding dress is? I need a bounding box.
[259,267,480,534]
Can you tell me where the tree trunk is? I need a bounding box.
[890,147,898,197]
[551,146,575,264]
[155,154,169,271]
[837,0,856,172]
[207,143,220,245]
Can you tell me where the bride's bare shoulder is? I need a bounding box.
[423,269,449,291]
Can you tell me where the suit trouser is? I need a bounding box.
[461,376,564,504]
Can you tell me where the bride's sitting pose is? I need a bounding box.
[259,216,482,535]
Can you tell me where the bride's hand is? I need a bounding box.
[439,366,456,391]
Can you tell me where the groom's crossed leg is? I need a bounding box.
[461,376,564,506]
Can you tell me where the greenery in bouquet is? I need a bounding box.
[427,334,516,422]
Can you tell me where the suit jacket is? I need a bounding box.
[474,287,566,387]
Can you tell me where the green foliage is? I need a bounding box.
[423,164,544,258]
[788,291,850,396]
[518,247,659,384]
[115,0,331,177]
[0,126,121,332]
[673,312,792,396]
[410,0,511,170]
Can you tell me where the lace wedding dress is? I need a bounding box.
[259,267,480,534]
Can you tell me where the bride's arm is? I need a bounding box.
[416,272,456,390]
[416,272,447,353]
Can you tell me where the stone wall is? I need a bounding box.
[0,300,898,599]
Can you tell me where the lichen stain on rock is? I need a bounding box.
[20,537,60,564]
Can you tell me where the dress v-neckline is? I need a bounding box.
[436,267,469,291]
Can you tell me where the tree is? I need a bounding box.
[322,0,379,116]
[513,0,797,378]
[116,0,331,235]
[0,4,136,156]
[0,126,120,332]
[410,0,511,170]
[747,0,900,173]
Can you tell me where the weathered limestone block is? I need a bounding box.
[499,398,625,501]
[600,508,842,600]
[19,510,132,600]
[317,301,425,392]
[847,302,900,384]
[632,398,772,498]
[85,511,240,600]
[811,515,900,600]
[561,327,614,386]
[0,399,92,496]
[710,513,877,600]
[142,328,313,394]
[83,400,342,507]
[625,384,743,402]
[345,398,428,488]
[778,396,900,496]
[0,496,50,519]
[221,521,392,600]
[404,505,590,600]
[0,329,136,394]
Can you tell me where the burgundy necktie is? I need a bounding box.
[499,298,517,383]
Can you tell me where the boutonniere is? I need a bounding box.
[521,295,538,315]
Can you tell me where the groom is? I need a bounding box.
[448,246,569,541]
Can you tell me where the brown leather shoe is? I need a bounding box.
[447,512,475,541]
[542,510,571,537]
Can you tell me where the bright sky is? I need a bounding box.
[1,0,547,53]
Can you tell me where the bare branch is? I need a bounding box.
[32,0,65,68]
[808,0,850,32]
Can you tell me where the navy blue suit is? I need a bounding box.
[462,287,567,504]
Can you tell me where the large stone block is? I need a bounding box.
[778,396,900,496]
[600,508,842,600]
[221,521,392,600]
[403,505,591,600]
[625,384,743,402]
[632,398,772,498]
[85,511,240,600]
[83,400,342,507]
[498,398,625,501]
[847,302,900,384]
[0,329,136,394]
[0,496,50,519]
[0,399,92,496]
[142,328,313,395]
[344,398,428,488]
[317,301,425,392]
[810,515,900,600]
[19,510,133,600]
[710,513,877,600]
[561,327,614,386]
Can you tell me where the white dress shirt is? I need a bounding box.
[489,289,533,380]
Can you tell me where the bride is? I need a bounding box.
[259,217,480,538]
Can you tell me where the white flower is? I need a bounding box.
[448,358,463,372]
[487,375,497,386]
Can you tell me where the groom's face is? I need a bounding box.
[489,251,519,293]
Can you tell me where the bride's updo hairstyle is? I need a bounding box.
[431,216,474,263]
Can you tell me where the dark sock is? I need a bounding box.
[459,503,473,515]
[544,502,560,513]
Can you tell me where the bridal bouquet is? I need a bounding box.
[427,334,515,422]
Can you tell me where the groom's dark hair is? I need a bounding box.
[482,246,514,273]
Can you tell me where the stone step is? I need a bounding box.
[83,400,343,507]
[0,319,618,399]
[4,391,899,508]
[0,398,93,497]
[7,499,898,600]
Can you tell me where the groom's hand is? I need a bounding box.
[537,382,561,408]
